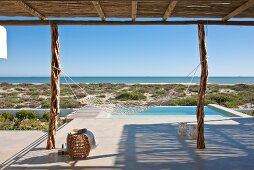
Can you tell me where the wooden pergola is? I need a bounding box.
[1,0,254,150]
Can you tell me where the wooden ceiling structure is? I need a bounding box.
[1,0,253,151]
[0,0,254,25]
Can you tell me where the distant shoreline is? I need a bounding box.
[2,82,254,86]
[0,76,254,85]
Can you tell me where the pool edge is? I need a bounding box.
[208,104,252,118]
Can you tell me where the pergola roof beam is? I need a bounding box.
[15,1,46,20]
[223,0,254,21]
[162,1,177,21]
[1,20,254,26]
[132,1,138,21]
[92,1,106,21]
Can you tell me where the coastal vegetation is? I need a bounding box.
[0,111,64,130]
[0,83,253,130]
[116,92,146,101]
[241,110,254,116]
[0,83,253,110]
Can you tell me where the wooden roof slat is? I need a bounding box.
[99,1,131,18]
[223,0,254,21]
[132,1,137,21]
[1,20,254,26]
[0,1,254,20]
[92,1,106,21]
[162,1,177,21]
[15,1,46,20]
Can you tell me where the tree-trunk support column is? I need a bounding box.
[196,24,208,149]
[47,23,61,149]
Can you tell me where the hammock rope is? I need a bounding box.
[54,60,201,115]
[52,25,209,115]
[56,66,149,115]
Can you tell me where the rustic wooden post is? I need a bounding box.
[196,24,208,149]
[47,23,61,149]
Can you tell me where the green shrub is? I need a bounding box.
[8,92,18,97]
[0,112,14,121]
[0,100,16,108]
[204,98,217,105]
[238,92,254,103]
[232,84,252,91]
[28,91,40,96]
[41,90,50,96]
[206,94,233,104]
[60,99,81,108]
[175,86,186,93]
[41,112,49,122]
[17,119,45,130]
[242,111,254,116]
[15,104,27,109]
[28,102,39,108]
[16,110,38,120]
[0,116,63,130]
[116,92,146,101]
[206,94,242,108]
[188,86,199,93]
[224,101,240,108]
[60,89,73,95]
[161,100,177,106]
[0,83,13,89]
[161,96,216,106]
[41,100,50,108]
[175,97,197,106]
[15,87,23,91]
[0,121,14,130]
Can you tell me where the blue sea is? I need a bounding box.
[0,76,253,84]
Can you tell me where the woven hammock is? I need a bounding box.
[60,40,207,115]
[79,94,150,115]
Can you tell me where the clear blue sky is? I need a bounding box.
[0,24,254,76]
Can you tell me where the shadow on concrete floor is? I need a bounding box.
[0,122,69,170]
[3,117,254,170]
[114,117,254,170]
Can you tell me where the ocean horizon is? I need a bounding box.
[0,76,253,85]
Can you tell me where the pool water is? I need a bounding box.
[113,106,238,117]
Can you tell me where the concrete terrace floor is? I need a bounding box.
[1,117,254,170]
[0,131,45,164]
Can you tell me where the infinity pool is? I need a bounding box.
[111,106,238,117]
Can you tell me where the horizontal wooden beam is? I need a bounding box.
[11,0,254,1]
[92,1,106,21]
[132,1,137,21]
[15,1,46,20]
[162,1,177,21]
[223,0,254,21]
[1,20,254,26]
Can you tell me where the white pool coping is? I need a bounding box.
[208,104,252,118]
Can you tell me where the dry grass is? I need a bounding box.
[0,83,254,109]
